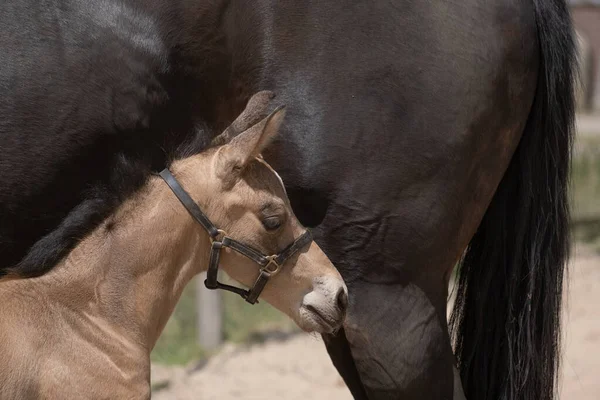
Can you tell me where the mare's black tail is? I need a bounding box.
[450,1,577,399]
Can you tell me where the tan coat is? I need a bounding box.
[0,94,346,399]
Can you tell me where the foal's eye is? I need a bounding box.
[262,216,282,231]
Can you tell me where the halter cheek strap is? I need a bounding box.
[159,168,312,304]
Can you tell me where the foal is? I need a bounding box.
[0,105,347,399]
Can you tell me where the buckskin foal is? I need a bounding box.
[0,107,347,399]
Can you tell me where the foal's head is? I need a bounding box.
[170,105,347,334]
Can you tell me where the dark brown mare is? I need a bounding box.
[0,1,576,399]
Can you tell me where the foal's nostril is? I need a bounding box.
[336,287,348,313]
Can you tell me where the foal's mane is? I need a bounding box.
[2,128,214,279]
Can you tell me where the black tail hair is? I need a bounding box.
[450,1,576,399]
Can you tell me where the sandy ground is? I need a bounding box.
[560,245,600,400]
[152,246,600,399]
[151,334,352,400]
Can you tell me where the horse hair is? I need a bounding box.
[5,125,214,279]
[449,1,576,399]
[0,0,235,279]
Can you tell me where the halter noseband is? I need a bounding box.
[159,168,313,304]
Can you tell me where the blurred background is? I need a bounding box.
[151,3,600,398]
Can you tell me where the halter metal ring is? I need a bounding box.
[262,256,281,275]
[209,229,228,244]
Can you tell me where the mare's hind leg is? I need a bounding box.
[453,365,466,400]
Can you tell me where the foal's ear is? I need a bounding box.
[215,106,286,183]
[231,105,286,158]
[211,90,276,147]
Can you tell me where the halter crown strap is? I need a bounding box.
[159,169,219,238]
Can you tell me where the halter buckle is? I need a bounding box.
[262,256,281,276]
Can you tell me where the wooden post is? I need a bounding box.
[196,272,223,351]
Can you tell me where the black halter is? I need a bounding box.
[159,168,313,304]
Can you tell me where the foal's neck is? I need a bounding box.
[35,172,211,350]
